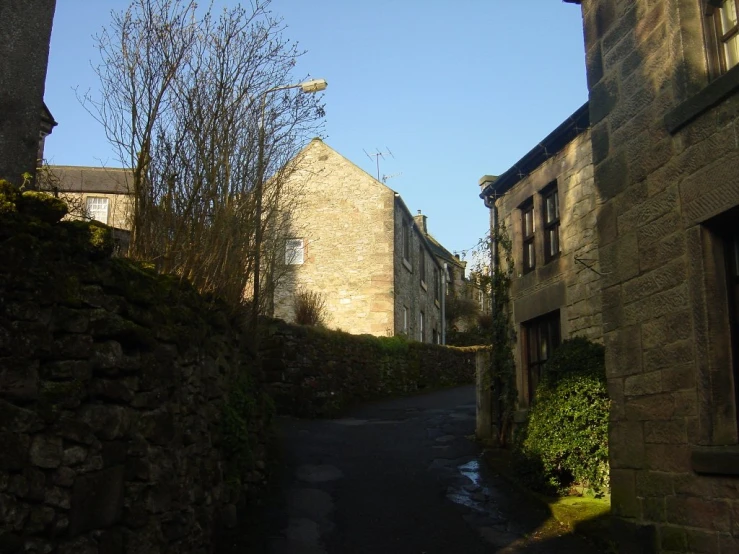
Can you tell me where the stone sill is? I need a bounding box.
[665,63,739,134]
[434,299,440,309]
[420,280,428,292]
[691,445,739,476]
[403,258,412,273]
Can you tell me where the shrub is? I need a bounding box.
[293,289,327,326]
[514,337,610,495]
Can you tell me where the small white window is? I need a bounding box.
[86,197,109,224]
[419,311,424,341]
[402,306,408,333]
[285,239,304,265]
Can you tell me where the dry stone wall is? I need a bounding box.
[0,187,269,554]
[260,318,482,418]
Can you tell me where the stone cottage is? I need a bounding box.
[479,102,600,419]
[46,166,132,230]
[413,211,486,332]
[272,138,450,343]
[563,1,739,551]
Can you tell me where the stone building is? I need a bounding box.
[479,102,600,417]
[273,138,446,342]
[47,166,132,230]
[413,210,486,332]
[563,1,739,551]
[38,103,57,164]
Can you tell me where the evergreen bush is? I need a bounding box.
[514,337,610,495]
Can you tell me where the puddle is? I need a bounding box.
[445,458,495,514]
[458,460,481,486]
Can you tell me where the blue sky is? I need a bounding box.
[44,0,587,260]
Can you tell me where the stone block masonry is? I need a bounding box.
[575,0,739,551]
[259,318,483,418]
[0,188,271,553]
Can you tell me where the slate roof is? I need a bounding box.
[49,166,132,194]
[424,232,465,270]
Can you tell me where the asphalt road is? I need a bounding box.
[233,385,602,554]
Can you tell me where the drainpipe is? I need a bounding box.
[484,191,500,435]
[441,262,447,345]
[484,193,500,307]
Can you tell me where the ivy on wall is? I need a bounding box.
[487,222,517,445]
[470,220,518,445]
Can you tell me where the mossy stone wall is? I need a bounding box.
[0,187,269,554]
[260,318,484,417]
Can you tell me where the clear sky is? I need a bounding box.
[44,0,587,261]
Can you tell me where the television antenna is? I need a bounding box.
[363,147,394,181]
[382,171,403,184]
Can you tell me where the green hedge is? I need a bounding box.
[260,320,481,417]
[514,337,610,495]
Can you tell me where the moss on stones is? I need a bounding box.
[17,191,68,223]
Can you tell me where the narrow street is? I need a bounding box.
[238,385,602,554]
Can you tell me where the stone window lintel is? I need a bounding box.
[665,62,739,133]
[691,445,739,475]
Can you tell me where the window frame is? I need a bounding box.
[419,245,426,285]
[521,200,535,274]
[419,310,425,342]
[705,209,739,436]
[85,196,110,224]
[704,0,739,79]
[284,238,305,265]
[542,185,561,263]
[688,209,739,474]
[434,267,440,303]
[402,219,411,262]
[522,311,561,404]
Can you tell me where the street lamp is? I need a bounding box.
[252,78,327,329]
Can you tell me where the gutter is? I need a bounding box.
[478,102,589,202]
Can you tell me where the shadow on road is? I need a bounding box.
[219,386,607,553]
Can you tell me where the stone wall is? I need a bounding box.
[273,138,396,336]
[393,201,443,342]
[494,129,601,411]
[259,318,482,418]
[0,187,269,553]
[575,1,739,551]
[0,0,56,185]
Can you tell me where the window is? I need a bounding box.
[402,306,409,334]
[285,239,304,265]
[522,311,561,403]
[706,209,739,433]
[726,226,739,429]
[419,311,425,342]
[704,0,739,78]
[432,327,438,344]
[521,200,535,273]
[86,197,109,224]
[402,220,411,261]
[434,267,440,302]
[542,186,560,263]
[419,246,426,283]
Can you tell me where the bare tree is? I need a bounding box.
[81,0,324,308]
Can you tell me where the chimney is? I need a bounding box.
[414,210,427,234]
